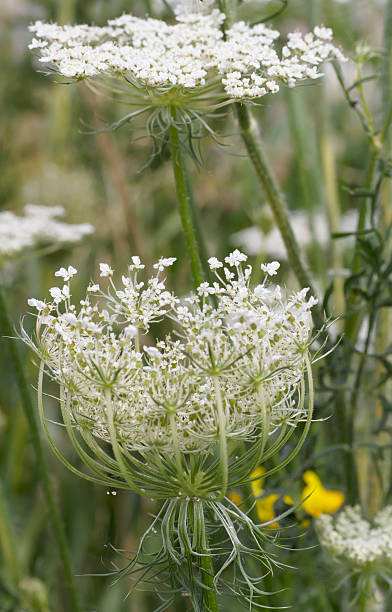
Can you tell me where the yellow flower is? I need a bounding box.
[250,466,279,528]
[230,467,280,528]
[228,491,244,506]
[284,470,344,518]
[250,466,266,498]
[301,470,344,517]
[256,494,279,528]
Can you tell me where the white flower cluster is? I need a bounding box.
[316,505,392,568]
[29,8,345,100]
[0,205,94,259]
[25,252,316,454]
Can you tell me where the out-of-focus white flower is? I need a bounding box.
[231,209,357,258]
[316,505,392,568]
[0,205,94,261]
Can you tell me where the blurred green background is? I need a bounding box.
[0,0,389,610]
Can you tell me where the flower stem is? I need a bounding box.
[194,501,219,612]
[105,388,145,495]
[234,102,324,331]
[0,288,82,612]
[214,377,228,501]
[168,113,204,290]
[169,412,194,495]
[359,576,373,612]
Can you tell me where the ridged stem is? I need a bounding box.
[0,288,82,612]
[194,502,219,612]
[359,577,373,612]
[168,113,204,290]
[234,102,324,331]
[213,377,228,501]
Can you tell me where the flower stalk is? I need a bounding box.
[214,377,228,501]
[195,502,219,612]
[168,112,205,290]
[234,102,325,331]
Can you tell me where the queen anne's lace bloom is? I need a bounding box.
[24,252,315,455]
[316,505,392,568]
[0,205,94,260]
[28,7,345,101]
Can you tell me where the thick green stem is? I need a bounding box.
[359,576,373,612]
[0,289,82,612]
[168,114,204,290]
[195,502,219,612]
[234,102,324,331]
[184,164,215,285]
[214,378,228,501]
[200,550,218,612]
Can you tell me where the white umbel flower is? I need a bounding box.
[316,505,392,568]
[24,251,315,455]
[28,9,345,103]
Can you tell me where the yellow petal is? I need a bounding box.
[250,466,266,498]
[318,490,345,515]
[228,491,243,507]
[302,470,322,488]
[256,493,279,528]
[283,494,294,505]
[301,470,344,518]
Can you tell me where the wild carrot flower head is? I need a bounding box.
[24,252,315,463]
[28,7,345,146]
[22,252,319,602]
[316,505,392,593]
